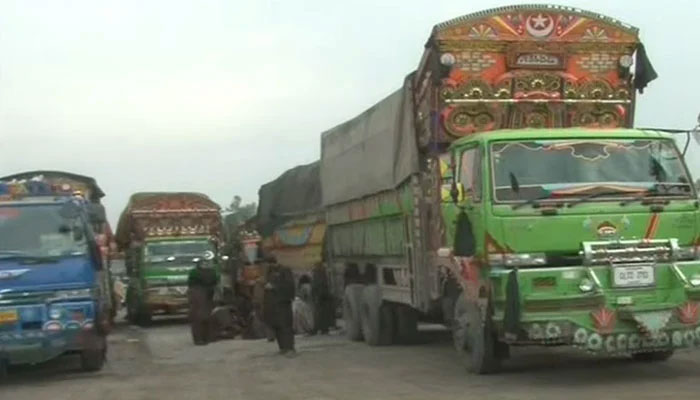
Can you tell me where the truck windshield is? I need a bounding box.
[491,139,693,202]
[0,204,88,259]
[144,240,212,264]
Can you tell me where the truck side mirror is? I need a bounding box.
[73,227,85,242]
[87,203,107,225]
[450,151,460,203]
[450,182,463,203]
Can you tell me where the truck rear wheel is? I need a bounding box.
[361,285,394,346]
[395,304,418,344]
[343,284,364,341]
[453,295,500,374]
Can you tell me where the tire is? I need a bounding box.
[126,290,139,324]
[80,335,107,372]
[343,284,364,341]
[452,295,500,374]
[0,359,8,380]
[441,296,457,329]
[128,296,151,327]
[395,304,418,344]
[137,310,152,327]
[632,350,674,362]
[360,285,394,346]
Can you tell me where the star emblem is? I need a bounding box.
[525,13,554,38]
[531,13,549,29]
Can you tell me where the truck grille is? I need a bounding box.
[0,290,55,306]
[581,239,679,265]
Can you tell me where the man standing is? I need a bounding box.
[311,262,334,334]
[187,257,219,345]
[263,256,296,356]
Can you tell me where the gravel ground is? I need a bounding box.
[2,317,700,400]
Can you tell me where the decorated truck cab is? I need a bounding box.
[115,192,225,325]
[303,4,700,375]
[0,173,111,374]
[444,128,700,372]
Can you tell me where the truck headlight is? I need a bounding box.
[49,308,63,320]
[579,278,595,293]
[677,246,700,261]
[489,253,547,267]
[690,275,700,287]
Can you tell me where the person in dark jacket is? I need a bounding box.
[262,256,296,355]
[187,256,219,345]
[311,262,334,334]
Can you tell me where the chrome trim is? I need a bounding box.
[671,264,691,288]
[587,268,602,289]
[581,239,680,265]
[445,99,631,104]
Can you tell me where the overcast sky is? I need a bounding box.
[1,0,699,225]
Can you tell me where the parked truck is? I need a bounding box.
[0,171,114,374]
[115,192,226,325]
[257,162,325,284]
[264,5,700,373]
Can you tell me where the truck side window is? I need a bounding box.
[459,147,482,202]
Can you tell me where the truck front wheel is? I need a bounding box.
[80,334,107,372]
[136,310,152,327]
[0,358,8,380]
[127,296,151,327]
[632,350,674,362]
[343,284,364,341]
[452,295,500,374]
[395,304,418,344]
[360,285,394,346]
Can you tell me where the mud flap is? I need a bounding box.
[503,269,520,341]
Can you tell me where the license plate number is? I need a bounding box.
[613,265,655,288]
[0,310,18,324]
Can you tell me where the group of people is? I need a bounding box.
[185,255,335,356]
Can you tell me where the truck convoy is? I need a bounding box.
[115,192,226,325]
[260,4,700,373]
[0,171,115,374]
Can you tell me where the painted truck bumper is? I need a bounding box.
[0,300,99,365]
[144,285,189,312]
[491,262,700,355]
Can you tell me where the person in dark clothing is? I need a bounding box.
[187,257,219,345]
[262,256,296,355]
[311,262,335,334]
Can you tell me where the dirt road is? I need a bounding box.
[2,319,699,400]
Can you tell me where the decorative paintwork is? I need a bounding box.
[415,5,643,141]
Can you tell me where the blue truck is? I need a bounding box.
[0,171,112,376]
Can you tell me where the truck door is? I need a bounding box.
[454,144,486,300]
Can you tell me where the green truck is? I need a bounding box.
[305,5,700,373]
[115,192,226,325]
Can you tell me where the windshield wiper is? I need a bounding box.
[18,256,60,264]
[0,251,63,263]
[512,193,556,210]
[567,190,635,208]
[0,250,31,260]
[619,183,692,206]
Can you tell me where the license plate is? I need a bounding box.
[613,265,655,288]
[0,310,18,324]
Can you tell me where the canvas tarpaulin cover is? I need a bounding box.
[320,75,419,206]
[257,161,321,236]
